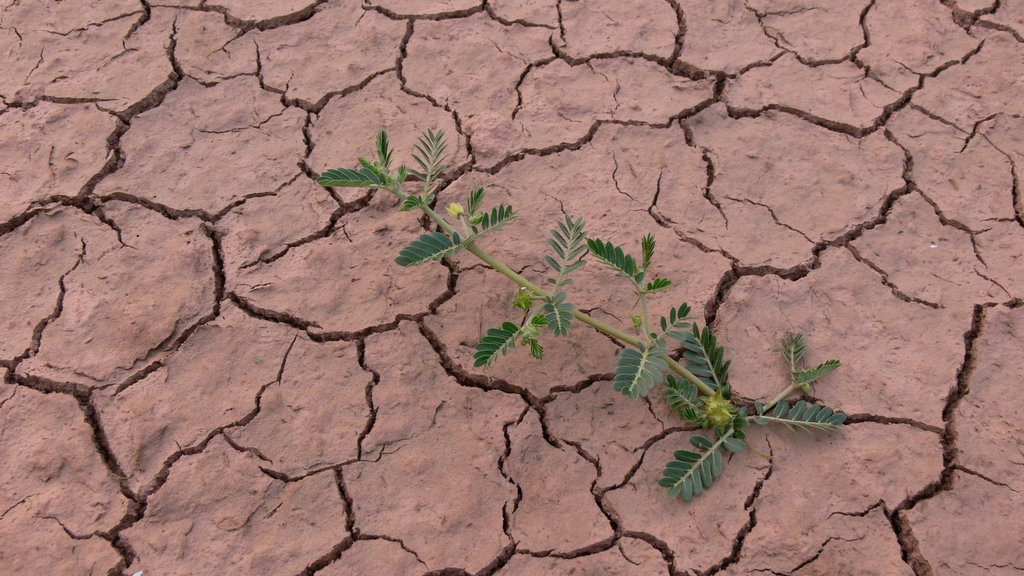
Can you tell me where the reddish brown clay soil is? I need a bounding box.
[1,1,1022,575]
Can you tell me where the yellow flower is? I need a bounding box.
[446,202,465,218]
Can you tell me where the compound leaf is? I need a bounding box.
[317,167,385,188]
[659,302,693,342]
[468,187,486,216]
[375,129,393,171]
[663,375,701,423]
[782,331,807,372]
[793,359,841,386]
[410,128,448,186]
[659,431,730,502]
[613,344,668,399]
[644,277,672,294]
[681,324,730,391]
[471,204,516,235]
[587,237,639,280]
[541,291,575,337]
[474,321,521,367]
[641,233,655,270]
[395,231,463,266]
[751,401,847,432]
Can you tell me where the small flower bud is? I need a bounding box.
[447,202,465,218]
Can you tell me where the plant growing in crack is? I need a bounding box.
[318,129,847,502]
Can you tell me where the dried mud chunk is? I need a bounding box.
[974,222,1024,300]
[506,411,612,552]
[0,103,117,224]
[347,323,522,573]
[859,0,978,92]
[207,0,318,22]
[886,108,1016,231]
[227,337,371,477]
[545,381,666,488]
[726,55,901,130]
[95,304,298,493]
[726,424,940,574]
[746,0,869,62]
[512,58,713,158]
[716,249,964,427]
[0,209,115,360]
[852,194,1007,309]
[913,33,1024,130]
[174,9,258,83]
[0,385,130,535]
[403,13,551,152]
[905,471,1024,575]
[308,73,469,203]
[499,537,669,574]
[94,76,306,215]
[318,539,425,575]
[676,0,781,73]
[489,0,559,27]
[124,436,348,576]
[687,104,904,242]
[215,176,338,279]
[558,0,677,59]
[249,1,405,106]
[956,306,1024,492]
[0,504,121,576]
[604,431,767,573]
[17,203,216,388]
[0,9,174,113]
[230,206,449,335]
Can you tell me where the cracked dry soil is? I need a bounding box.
[0,0,1022,574]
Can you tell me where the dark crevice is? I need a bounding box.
[885,303,990,575]
[620,531,682,576]
[843,413,943,435]
[362,1,486,21]
[482,0,557,29]
[497,407,528,553]
[700,441,774,575]
[415,319,539,405]
[845,245,942,309]
[354,339,380,461]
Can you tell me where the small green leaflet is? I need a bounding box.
[474,321,521,367]
[613,344,668,399]
[375,129,393,171]
[663,375,701,422]
[468,187,486,216]
[659,302,692,342]
[782,331,807,372]
[317,166,385,188]
[410,128,448,185]
[471,204,516,235]
[659,430,730,502]
[394,231,463,266]
[644,277,672,294]
[751,400,847,431]
[587,237,640,280]
[541,291,575,336]
[793,359,841,386]
[681,324,730,391]
[641,233,655,270]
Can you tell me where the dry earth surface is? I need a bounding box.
[1,0,1022,575]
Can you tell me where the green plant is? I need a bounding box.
[318,129,846,503]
